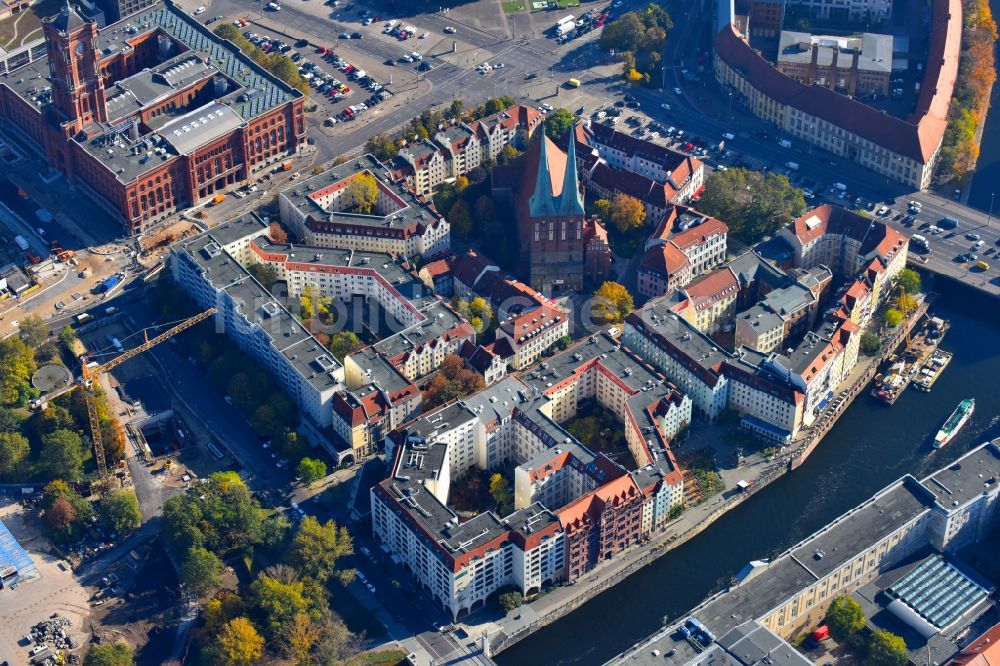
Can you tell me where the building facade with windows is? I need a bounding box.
[0,0,305,234]
[278,155,450,259]
[638,206,729,299]
[713,0,959,189]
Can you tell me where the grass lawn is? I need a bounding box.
[501,0,525,12]
[346,649,409,666]
[0,0,61,49]
[557,0,581,6]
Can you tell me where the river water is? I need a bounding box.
[967,0,1000,212]
[495,276,1000,665]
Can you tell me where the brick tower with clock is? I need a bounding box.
[42,0,107,137]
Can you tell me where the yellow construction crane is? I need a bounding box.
[78,307,217,480]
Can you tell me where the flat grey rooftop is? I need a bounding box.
[159,102,245,155]
[919,440,1000,510]
[627,302,731,374]
[716,621,813,666]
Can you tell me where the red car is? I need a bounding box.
[683,142,694,152]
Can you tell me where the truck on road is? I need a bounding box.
[785,161,799,171]
[778,138,792,148]
[95,274,121,294]
[14,234,29,251]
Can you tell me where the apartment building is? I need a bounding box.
[778,204,908,307]
[713,0,959,189]
[169,215,343,428]
[278,154,450,259]
[639,206,729,299]
[612,441,1000,666]
[496,304,570,370]
[785,0,892,22]
[394,104,543,195]
[678,268,741,334]
[734,266,832,353]
[372,333,689,615]
[579,122,705,202]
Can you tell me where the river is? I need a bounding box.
[967,0,1000,212]
[494,275,1000,666]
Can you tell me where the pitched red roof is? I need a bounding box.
[670,217,728,250]
[713,4,958,164]
[684,267,739,311]
[641,241,690,277]
[557,474,641,530]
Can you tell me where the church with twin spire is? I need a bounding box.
[492,125,611,295]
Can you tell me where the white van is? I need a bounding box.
[722,132,735,140]
[833,182,847,191]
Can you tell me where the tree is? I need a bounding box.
[297,457,327,484]
[345,173,379,214]
[83,642,134,666]
[454,175,470,194]
[45,496,77,532]
[826,595,866,639]
[250,576,312,640]
[884,308,904,327]
[99,490,142,535]
[0,336,37,407]
[58,325,78,349]
[556,335,573,350]
[180,546,223,597]
[697,168,806,242]
[364,133,398,162]
[860,332,882,356]
[328,331,362,361]
[161,471,264,558]
[0,431,29,478]
[610,193,646,233]
[489,473,513,515]
[290,516,352,582]
[217,617,265,666]
[247,263,278,291]
[499,590,523,612]
[448,99,465,119]
[544,108,576,140]
[497,144,521,166]
[896,268,921,295]
[18,315,47,347]
[283,611,321,665]
[896,292,917,315]
[592,281,634,325]
[592,198,612,224]
[0,406,21,432]
[40,429,84,481]
[448,199,473,238]
[865,629,907,666]
[268,222,289,243]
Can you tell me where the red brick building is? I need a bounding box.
[0,0,305,234]
[557,474,644,580]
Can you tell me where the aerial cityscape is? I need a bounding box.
[0,0,997,663]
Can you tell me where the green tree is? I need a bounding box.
[499,590,522,612]
[0,336,38,407]
[290,516,352,582]
[448,99,465,119]
[161,471,264,558]
[364,133,398,162]
[180,546,224,596]
[448,199,473,238]
[83,642,134,666]
[0,406,21,432]
[544,108,576,140]
[864,629,907,666]
[556,335,573,350]
[697,168,806,242]
[18,314,47,347]
[99,490,142,535]
[345,173,379,214]
[40,428,84,481]
[328,331,362,361]
[58,325,78,349]
[884,308,904,327]
[497,144,521,166]
[592,281,634,325]
[826,595,866,639]
[250,576,312,640]
[217,616,265,666]
[247,263,278,291]
[610,193,646,233]
[592,198,612,224]
[296,457,327,484]
[0,431,29,478]
[860,332,882,355]
[489,473,513,515]
[896,268,921,295]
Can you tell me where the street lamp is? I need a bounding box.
[987,192,995,228]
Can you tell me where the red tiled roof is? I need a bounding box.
[670,216,728,250]
[421,258,451,279]
[641,241,690,277]
[500,304,566,347]
[713,7,958,164]
[589,162,676,208]
[788,205,908,261]
[557,474,640,530]
[684,267,739,311]
[949,623,1000,666]
[449,249,496,289]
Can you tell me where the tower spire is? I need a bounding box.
[558,122,585,216]
[528,132,558,217]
